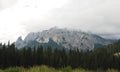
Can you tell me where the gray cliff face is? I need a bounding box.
[15,27,115,50]
[15,36,24,48]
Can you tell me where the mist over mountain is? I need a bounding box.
[15,27,115,50]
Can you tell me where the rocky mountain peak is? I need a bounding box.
[15,27,115,50]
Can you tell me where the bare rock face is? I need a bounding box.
[15,36,24,48]
[15,27,115,50]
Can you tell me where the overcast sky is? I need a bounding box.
[0,0,120,43]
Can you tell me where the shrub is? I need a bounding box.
[62,66,72,72]
[4,67,25,72]
[27,65,57,72]
[106,69,119,72]
[0,70,3,72]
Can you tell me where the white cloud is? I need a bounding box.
[0,0,68,43]
[38,0,120,34]
[0,0,120,43]
[0,0,17,10]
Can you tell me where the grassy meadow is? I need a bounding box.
[0,65,119,72]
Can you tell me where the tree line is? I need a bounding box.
[0,41,120,70]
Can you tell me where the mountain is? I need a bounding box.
[94,39,120,57]
[15,27,115,50]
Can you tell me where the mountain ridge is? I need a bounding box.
[15,27,115,50]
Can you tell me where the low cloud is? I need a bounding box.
[0,0,120,43]
[0,0,17,10]
[24,0,120,39]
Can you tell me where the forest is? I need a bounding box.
[0,40,120,71]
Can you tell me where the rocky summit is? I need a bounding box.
[15,27,115,50]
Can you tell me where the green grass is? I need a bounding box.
[0,65,119,72]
